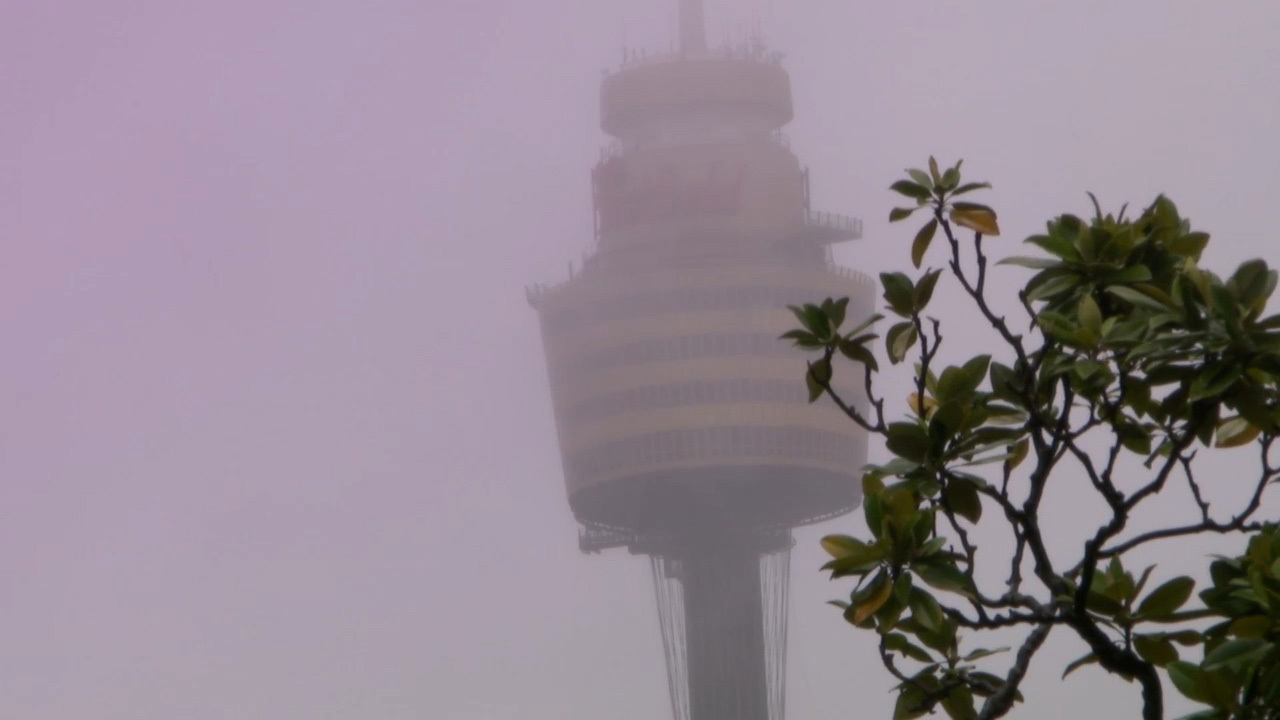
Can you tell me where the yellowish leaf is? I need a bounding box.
[950,207,1000,236]
[1216,416,1261,448]
[1004,438,1030,473]
[907,392,937,418]
[854,576,894,624]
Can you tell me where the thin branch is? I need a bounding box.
[1100,439,1276,558]
[937,211,1030,369]
[974,622,1053,720]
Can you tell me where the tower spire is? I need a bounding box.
[678,0,707,53]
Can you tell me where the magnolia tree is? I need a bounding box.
[785,159,1280,720]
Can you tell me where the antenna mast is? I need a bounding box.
[678,0,707,53]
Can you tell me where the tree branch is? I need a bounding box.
[974,622,1053,720]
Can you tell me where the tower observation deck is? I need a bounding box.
[527,5,871,719]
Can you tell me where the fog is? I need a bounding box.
[3,1,1279,718]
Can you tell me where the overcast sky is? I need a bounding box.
[3,1,1279,718]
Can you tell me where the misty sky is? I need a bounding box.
[3,1,1279,718]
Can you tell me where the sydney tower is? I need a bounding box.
[528,3,871,718]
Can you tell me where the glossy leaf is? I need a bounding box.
[950,204,1000,236]
[884,632,934,663]
[1215,416,1261,448]
[940,685,977,720]
[1062,652,1098,678]
[887,422,932,464]
[1133,634,1179,666]
[881,272,917,316]
[907,168,933,189]
[1137,576,1196,619]
[887,322,919,364]
[943,477,982,523]
[891,180,932,201]
[854,571,894,623]
[912,219,938,269]
[914,269,943,311]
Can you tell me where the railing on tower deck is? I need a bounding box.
[525,252,875,307]
[822,261,877,291]
[801,210,862,239]
[606,38,785,77]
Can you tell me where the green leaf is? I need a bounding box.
[891,180,933,201]
[823,551,884,578]
[827,296,850,330]
[950,181,991,196]
[1165,630,1204,647]
[928,157,941,184]
[881,272,917,316]
[1086,588,1125,616]
[1077,294,1103,335]
[1062,652,1098,678]
[911,219,939,269]
[887,422,933,464]
[884,632,934,663]
[1188,364,1238,402]
[1105,285,1175,312]
[1167,661,1208,704]
[1137,576,1195,619]
[887,322,919,364]
[811,356,833,383]
[1027,231,1080,261]
[1202,638,1270,671]
[779,328,822,348]
[1167,231,1210,257]
[798,356,829,399]
[863,494,885,539]
[914,269,943,310]
[967,672,1015,700]
[893,570,915,603]
[940,166,959,191]
[1105,265,1154,284]
[821,534,869,559]
[1133,633,1179,666]
[913,558,972,596]
[846,312,886,337]
[1131,565,1156,604]
[838,337,880,371]
[907,168,934,190]
[962,647,1010,661]
[1227,615,1270,639]
[1004,438,1030,473]
[890,207,917,222]
[943,477,982,523]
[940,685,976,720]
[1025,274,1080,302]
[956,355,992,396]
[893,683,929,720]
[788,303,831,339]
[909,588,946,633]
[997,256,1061,269]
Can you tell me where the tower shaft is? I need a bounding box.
[683,541,769,720]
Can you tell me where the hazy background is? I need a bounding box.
[3,1,1279,718]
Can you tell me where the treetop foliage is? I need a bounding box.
[784,158,1280,720]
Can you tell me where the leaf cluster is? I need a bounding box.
[780,159,1280,719]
